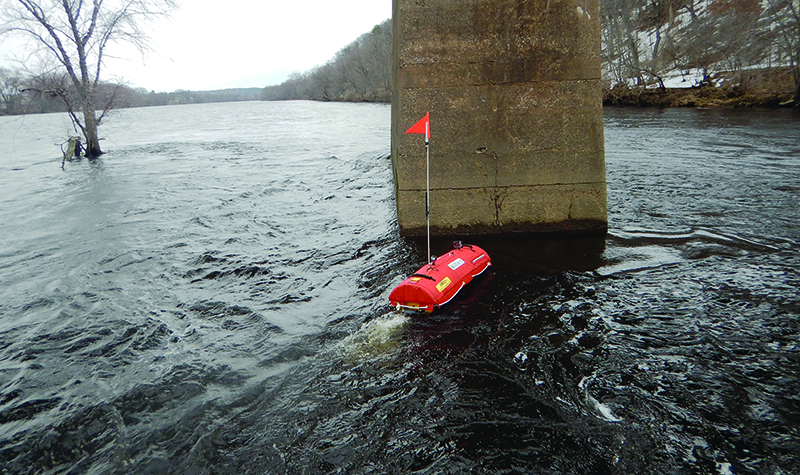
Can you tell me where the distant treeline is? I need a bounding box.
[264,1,799,105]
[3,0,797,115]
[261,19,392,102]
[0,69,262,116]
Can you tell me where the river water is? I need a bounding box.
[0,102,798,474]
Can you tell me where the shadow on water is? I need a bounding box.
[406,231,607,277]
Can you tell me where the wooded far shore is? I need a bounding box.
[3,7,798,116]
[1,80,795,117]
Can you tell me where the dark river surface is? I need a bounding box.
[1,101,799,474]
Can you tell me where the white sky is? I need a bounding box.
[2,0,392,92]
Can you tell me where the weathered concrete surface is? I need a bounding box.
[391,0,606,236]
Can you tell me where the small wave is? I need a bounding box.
[600,226,790,276]
[598,245,684,276]
[609,226,785,252]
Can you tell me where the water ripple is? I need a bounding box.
[0,104,798,474]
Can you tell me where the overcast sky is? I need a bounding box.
[3,0,391,93]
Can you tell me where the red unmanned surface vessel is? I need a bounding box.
[389,241,492,312]
[389,112,492,312]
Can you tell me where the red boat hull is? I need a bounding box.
[389,244,491,312]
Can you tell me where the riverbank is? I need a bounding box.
[603,85,797,108]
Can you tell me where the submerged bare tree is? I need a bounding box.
[1,0,177,158]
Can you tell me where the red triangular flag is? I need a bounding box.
[404,112,430,141]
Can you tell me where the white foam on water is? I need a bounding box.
[590,395,622,422]
[717,462,733,475]
[339,312,410,361]
[580,374,622,422]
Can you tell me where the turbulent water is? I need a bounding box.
[0,102,798,474]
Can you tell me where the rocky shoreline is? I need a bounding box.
[603,86,797,108]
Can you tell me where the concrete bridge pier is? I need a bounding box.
[391,0,607,236]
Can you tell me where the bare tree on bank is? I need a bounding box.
[600,0,798,105]
[764,0,800,102]
[1,0,177,158]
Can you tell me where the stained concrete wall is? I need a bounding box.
[391,0,607,236]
